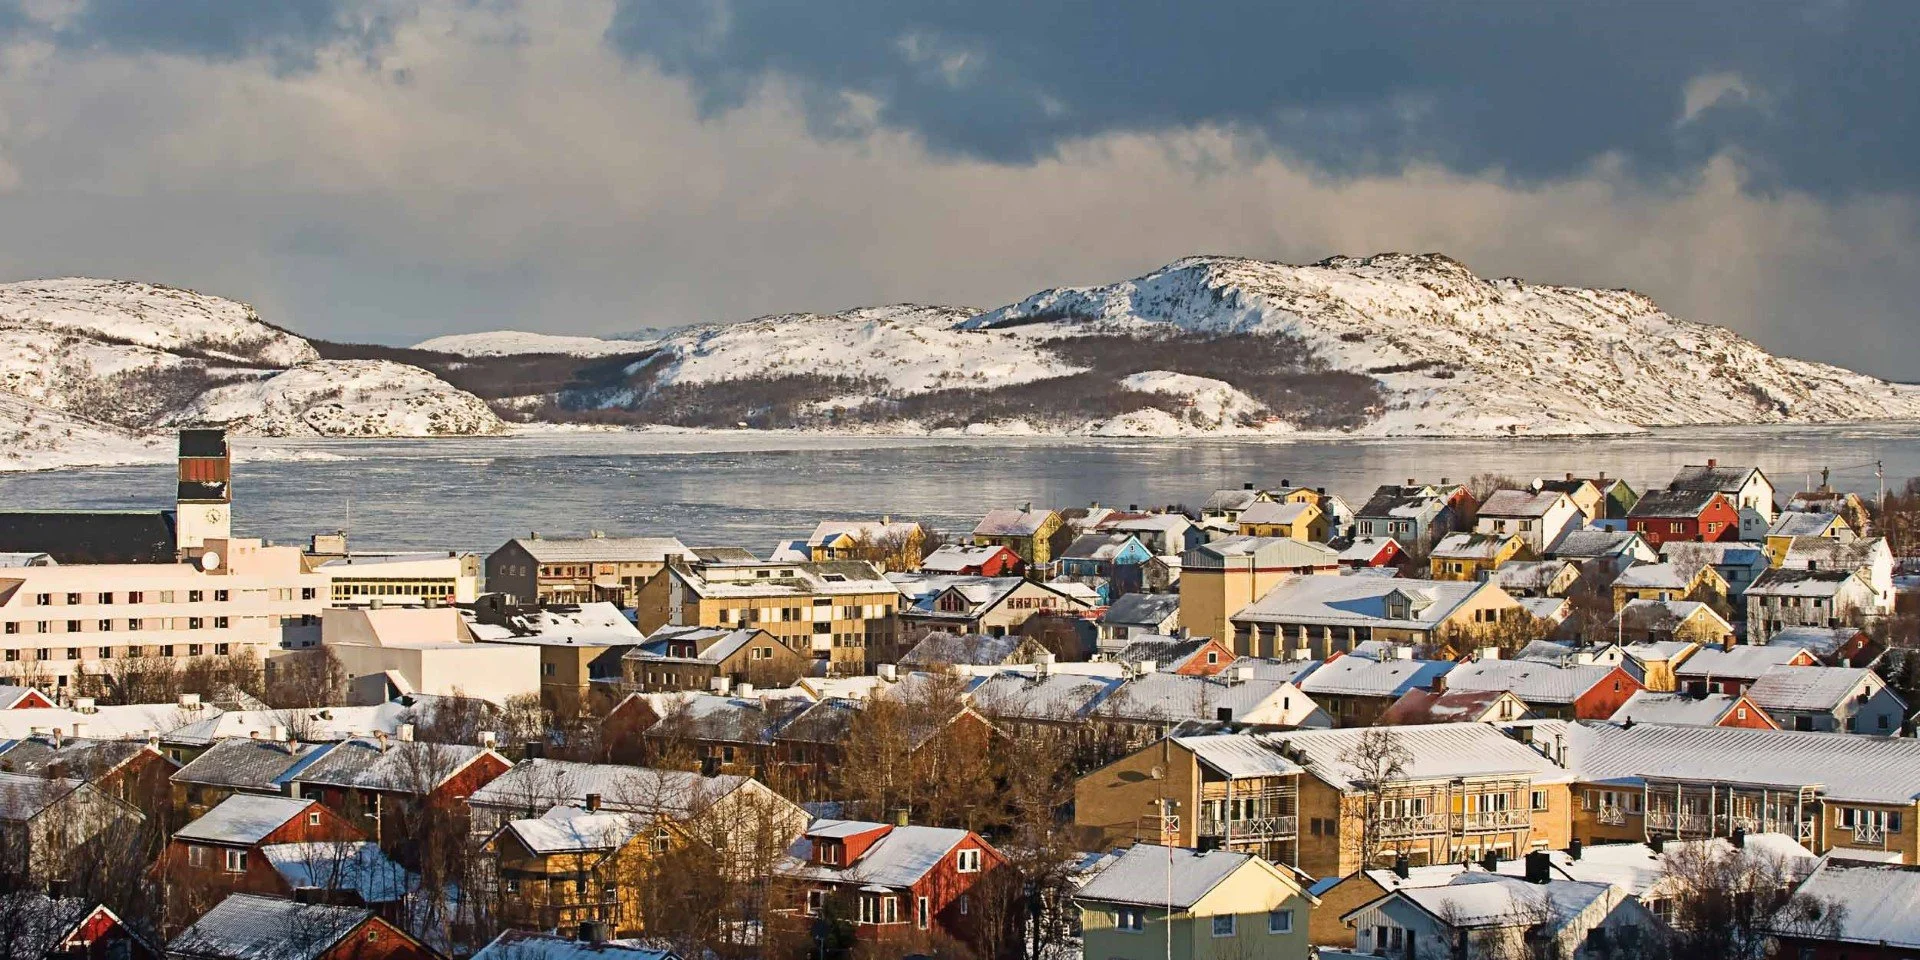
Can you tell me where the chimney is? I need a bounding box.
[585,793,602,813]
[73,697,96,715]
[178,693,201,711]
[1430,674,1447,694]
[895,808,910,827]
[1033,652,1055,677]
[1243,482,1254,490]
[1022,501,1033,513]
[1440,477,1450,485]
[1215,706,1233,724]
[737,682,755,697]
[268,724,288,743]
[51,728,62,750]
[1731,827,1746,849]
[1569,838,1582,861]
[525,740,544,760]
[1481,850,1499,872]
[1524,850,1552,884]
[1281,479,1291,488]
[1316,486,1326,495]
[375,731,389,753]
[1722,633,1736,652]
[1707,458,1717,468]
[577,921,608,944]
[1479,646,1501,661]
[478,731,498,748]
[1230,665,1253,685]
[398,722,416,742]
[1406,478,1416,486]
[1128,504,1139,512]
[1649,836,1664,854]
[1392,854,1410,880]
[877,664,898,682]
[1566,473,1574,482]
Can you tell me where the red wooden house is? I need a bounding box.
[775,819,1011,950]
[5,896,159,960]
[161,795,370,913]
[167,894,440,960]
[0,684,56,709]
[918,544,1025,578]
[287,738,510,855]
[1626,488,1741,546]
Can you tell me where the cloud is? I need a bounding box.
[1679,72,1754,125]
[0,0,1913,382]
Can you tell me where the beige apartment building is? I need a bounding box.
[635,558,899,675]
[0,537,329,693]
[1178,537,1342,643]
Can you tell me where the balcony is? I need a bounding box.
[1378,814,1450,839]
[1199,814,1298,840]
[1454,809,1532,833]
[1595,806,1629,827]
[1645,811,1714,834]
[1852,825,1886,846]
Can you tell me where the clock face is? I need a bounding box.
[205,508,225,524]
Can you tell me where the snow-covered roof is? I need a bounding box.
[1296,652,1452,699]
[1378,688,1521,725]
[288,738,499,794]
[1608,691,1754,728]
[1237,500,1315,527]
[1620,640,1696,663]
[806,520,920,547]
[631,626,763,665]
[501,807,650,855]
[1519,597,1570,622]
[919,544,1012,573]
[1395,874,1609,930]
[1494,560,1574,592]
[175,795,313,846]
[1336,536,1402,563]
[166,894,374,960]
[1659,540,1768,570]
[1745,667,1879,713]
[1443,660,1623,706]
[679,560,894,599]
[1100,673,1317,726]
[1611,599,1727,636]
[967,672,1123,721]
[1553,720,1920,804]
[1174,734,1304,779]
[1075,844,1258,908]
[1505,835,1813,898]
[1356,486,1445,520]
[1766,626,1864,657]
[1548,529,1647,559]
[1478,489,1566,518]
[467,602,643,646]
[1748,567,1863,598]
[508,536,691,564]
[0,702,218,742]
[1767,511,1844,539]
[1628,487,1725,518]
[1430,533,1514,561]
[1203,488,1264,513]
[1267,724,1573,791]
[1613,563,1690,590]
[1673,644,1812,680]
[898,632,1026,667]
[473,931,680,960]
[1100,592,1181,627]
[781,820,973,889]
[1782,536,1889,571]
[470,760,750,819]
[164,703,415,747]
[1670,463,1763,495]
[261,841,410,904]
[0,771,85,821]
[1061,532,1143,562]
[1182,536,1339,569]
[172,738,334,791]
[1771,859,1920,948]
[973,508,1053,538]
[0,552,54,567]
[0,735,157,781]
[1232,576,1492,630]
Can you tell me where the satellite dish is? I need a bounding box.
[1149,765,1164,780]
[199,551,221,571]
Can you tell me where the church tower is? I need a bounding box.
[175,428,232,557]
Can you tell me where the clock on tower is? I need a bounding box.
[175,429,233,556]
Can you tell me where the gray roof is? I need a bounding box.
[175,795,313,846]
[1296,653,1452,699]
[469,759,751,819]
[288,738,497,794]
[171,739,334,792]
[0,736,157,781]
[0,771,86,821]
[1547,529,1647,559]
[1443,660,1623,706]
[1674,644,1814,680]
[780,820,974,888]
[1181,536,1339,570]
[974,508,1053,538]
[1670,463,1763,494]
[1608,691,1752,728]
[1770,860,1920,948]
[919,544,1013,572]
[1061,532,1143,562]
[474,931,680,960]
[1233,576,1494,631]
[1266,723,1573,791]
[1628,487,1724,518]
[1431,532,1514,561]
[1552,719,1920,804]
[1747,567,1863,598]
[1174,735,1303,779]
[1075,844,1258,908]
[1767,512,1843,538]
[167,894,374,960]
[506,536,691,563]
[899,632,1026,667]
[1478,489,1566,518]
[1100,592,1181,628]
[1203,488,1264,513]
[1745,667,1881,713]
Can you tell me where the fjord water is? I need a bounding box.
[3,424,1917,553]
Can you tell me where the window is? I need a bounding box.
[188,619,204,630]
[957,894,968,915]
[189,644,204,657]
[214,617,228,629]
[129,591,143,603]
[225,849,247,873]
[66,621,80,633]
[301,587,316,601]
[3,623,14,635]
[33,594,49,606]
[308,811,322,826]
[188,845,207,867]
[214,590,229,602]
[1116,907,1143,932]
[129,619,143,630]
[1267,909,1293,934]
[216,643,229,656]
[883,896,899,924]
[505,879,520,894]
[66,593,80,605]
[806,890,824,915]
[97,620,111,631]
[917,896,929,929]
[66,648,79,661]
[97,593,112,604]
[1531,790,1549,812]
[189,591,204,603]
[1211,915,1236,938]
[956,848,982,872]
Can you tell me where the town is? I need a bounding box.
[0,428,1917,960]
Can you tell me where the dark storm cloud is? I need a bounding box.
[3,0,402,69]
[606,0,1919,195]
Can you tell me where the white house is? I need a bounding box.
[1670,461,1776,541]
[1342,868,1662,959]
[1476,490,1581,557]
[1745,568,1880,643]
[1744,666,1907,736]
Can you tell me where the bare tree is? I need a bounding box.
[1658,841,1844,960]
[1338,726,1412,871]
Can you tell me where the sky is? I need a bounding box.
[0,1,1916,378]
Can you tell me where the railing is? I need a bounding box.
[1645,811,1714,834]
[1595,806,1629,826]
[1378,814,1451,839]
[1800,820,1817,842]
[1853,825,1886,846]
[1199,815,1298,840]
[1454,809,1532,832]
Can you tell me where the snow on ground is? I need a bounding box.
[647,304,1082,395]
[0,278,315,366]
[0,393,169,471]
[412,330,651,357]
[166,360,505,437]
[1119,370,1270,429]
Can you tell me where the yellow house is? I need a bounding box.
[1428,533,1530,581]
[487,809,672,936]
[1237,501,1330,542]
[1178,537,1342,645]
[1618,638,1702,692]
[1764,511,1854,567]
[1076,844,1316,960]
[972,505,1067,569]
[1074,734,1303,866]
[1610,561,1732,619]
[1610,599,1731,648]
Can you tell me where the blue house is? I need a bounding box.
[1057,533,1153,602]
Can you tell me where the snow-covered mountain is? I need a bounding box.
[0,279,503,469]
[412,330,648,358]
[963,253,1920,436]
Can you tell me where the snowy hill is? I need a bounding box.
[412,330,649,358]
[965,254,1920,436]
[0,279,502,468]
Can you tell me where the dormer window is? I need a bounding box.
[956,848,981,872]
[817,840,841,865]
